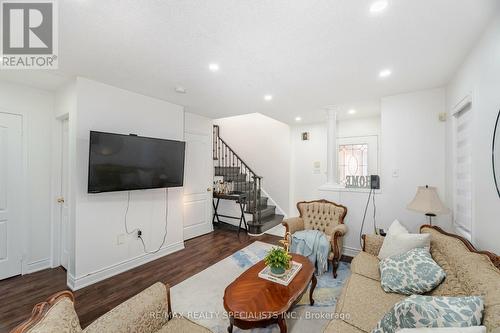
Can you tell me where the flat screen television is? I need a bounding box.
[88,131,185,193]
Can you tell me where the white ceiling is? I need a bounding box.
[1,0,498,124]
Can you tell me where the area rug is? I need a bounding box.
[170,241,351,333]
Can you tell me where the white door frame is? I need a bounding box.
[0,108,30,276]
[50,113,69,268]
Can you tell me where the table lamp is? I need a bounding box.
[407,185,449,225]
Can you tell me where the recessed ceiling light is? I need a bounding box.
[379,69,392,78]
[295,116,302,122]
[208,63,219,72]
[264,94,273,101]
[370,0,388,13]
[348,109,357,115]
[174,86,187,94]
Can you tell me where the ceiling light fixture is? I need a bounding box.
[348,109,357,115]
[208,63,219,72]
[370,0,388,13]
[264,94,273,101]
[174,86,187,94]
[379,69,392,78]
[295,116,302,122]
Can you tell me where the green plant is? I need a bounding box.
[264,247,292,270]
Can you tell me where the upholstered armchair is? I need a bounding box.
[282,200,348,278]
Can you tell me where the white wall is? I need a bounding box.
[69,77,185,289]
[291,116,381,211]
[446,11,500,254]
[290,116,382,255]
[378,89,448,232]
[290,90,447,256]
[214,113,291,216]
[0,80,55,273]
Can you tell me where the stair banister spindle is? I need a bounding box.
[257,177,262,221]
[213,125,272,226]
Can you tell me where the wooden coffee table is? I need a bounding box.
[223,254,316,333]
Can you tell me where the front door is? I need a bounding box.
[0,112,23,280]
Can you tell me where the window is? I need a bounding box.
[337,136,379,188]
[453,100,473,240]
[338,144,368,186]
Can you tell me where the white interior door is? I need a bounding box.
[183,132,213,240]
[59,119,69,269]
[0,113,23,280]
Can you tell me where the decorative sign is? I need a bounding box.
[345,175,371,189]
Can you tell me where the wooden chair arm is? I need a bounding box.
[10,291,75,333]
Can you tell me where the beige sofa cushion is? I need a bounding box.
[83,282,169,333]
[427,246,467,297]
[422,227,500,331]
[335,273,405,332]
[154,317,212,333]
[27,297,82,333]
[350,251,380,281]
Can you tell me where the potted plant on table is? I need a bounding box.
[264,247,292,277]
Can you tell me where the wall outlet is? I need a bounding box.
[313,161,321,174]
[135,230,142,239]
[117,233,126,245]
[392,169,399,178]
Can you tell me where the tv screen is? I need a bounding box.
[88,131,185,193]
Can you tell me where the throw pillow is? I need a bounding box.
[380,247,446,295]
[372,295,484,333]
[398,327,486,333]
[378,220,431,260]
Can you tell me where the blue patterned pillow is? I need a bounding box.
[372,295,484,333]
[380,247,446,295]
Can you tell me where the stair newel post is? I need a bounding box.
[247,168,251,213]
[218,138,221,167]
[252,175,259,222]
[213,125,218,161]
[245,166,249,210]
[222,145,227,170]
[257,177,262,223]
[236,160,240,193]
[224,144,228,181]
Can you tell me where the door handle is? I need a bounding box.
[57,197,65,203]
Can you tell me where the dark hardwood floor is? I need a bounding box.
[0,224,352,332]
[0,224,281,332]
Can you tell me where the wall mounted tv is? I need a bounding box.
[88,131,186,193]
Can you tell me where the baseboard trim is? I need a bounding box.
[264,224,286,237]
[183,223,214,241]
[68,241,184,291]
[25,258,51,274]
[343,246,361,258]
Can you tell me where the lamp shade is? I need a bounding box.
[407,185,450,216]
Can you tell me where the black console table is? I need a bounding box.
[213,192,248,235]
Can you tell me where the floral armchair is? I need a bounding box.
[282,199,348,278]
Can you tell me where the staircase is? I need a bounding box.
[213,125,284,235]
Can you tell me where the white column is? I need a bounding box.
[326,109,337,184]
[320,108,342,190]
